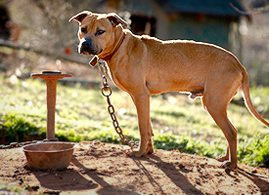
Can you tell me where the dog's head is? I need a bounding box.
[69,11,128,56]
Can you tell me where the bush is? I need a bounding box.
[0,113,44,144]
[238,134,269,165]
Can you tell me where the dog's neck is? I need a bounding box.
[100,32,125,61]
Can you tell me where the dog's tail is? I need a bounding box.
[241,70,269,128]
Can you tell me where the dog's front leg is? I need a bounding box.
[128,93,154,157]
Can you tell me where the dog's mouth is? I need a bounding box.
[79,48,103,55]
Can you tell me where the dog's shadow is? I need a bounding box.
[237,168,269,194]
[134,154,203,195]
[33,151,269,194]
[71,157,140,195]
[134,154,269,195]
[72,152,203,194]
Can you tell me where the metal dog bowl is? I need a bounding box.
[23,142,76,170]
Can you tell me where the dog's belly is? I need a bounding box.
[145,78,204,95]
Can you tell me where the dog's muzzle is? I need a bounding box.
[78,39,101,55]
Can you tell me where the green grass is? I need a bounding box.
[0,181,29,195]
[1,74,269,166]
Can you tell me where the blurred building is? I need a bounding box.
[98,0,250,60]
[0,5,11,40]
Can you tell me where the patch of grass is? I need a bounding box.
[1,75,269,166]
[238,134,269,165]
[154,133,225,157]
[0,181,30,195]
[0,113,44,143]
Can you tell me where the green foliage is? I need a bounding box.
[150,133,226,159]
[1,75,269,166]
[0,113,44,143]
[238,134,269,165]
[0,181,29,194]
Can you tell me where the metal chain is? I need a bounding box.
[0,140,41,149]
[97,61,139,149]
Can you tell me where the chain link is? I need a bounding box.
[0,140,42,149]
[97,61,139,149]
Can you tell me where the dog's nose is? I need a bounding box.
[78,38,102,55]
[81,39,92,48]
[79,39,93,54]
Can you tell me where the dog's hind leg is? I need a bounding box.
[202,82,239,170]
[202,94,238,170]
[201,66,243,170]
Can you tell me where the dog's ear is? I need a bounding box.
[106,13,128,28]
[69,11,91,23]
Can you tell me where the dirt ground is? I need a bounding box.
[0,141,269,195]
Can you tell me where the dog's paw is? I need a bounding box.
[220,160,237,171]
[216,154,229,162]
[146,142,154,154]
[127,149,147,157]
[147,147,154,154]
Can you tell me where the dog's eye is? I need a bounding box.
[81,27,87,34]
[96,30,105,36]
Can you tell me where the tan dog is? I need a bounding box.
[69,11,269,170]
